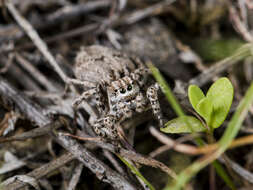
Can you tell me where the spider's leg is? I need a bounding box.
[72,88,97,108]
[129,54,145,69]
[146,83,164,127]
[72,83,107,115]
[130,67,150,87]
[131,67,150,78]
[68,78,96,88]
[92,115,119,140]
[122,65,130,76]
[94,84,107,115]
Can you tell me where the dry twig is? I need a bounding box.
[0,79,136,190]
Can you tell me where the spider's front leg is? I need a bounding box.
[72,84,107,116]
[146,83,165,127]
[72,88,96,107]
[68,78,96,88]
[92,112,134,151]
[92,114,119,141]
[131,67,150,87]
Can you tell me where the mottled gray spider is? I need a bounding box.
[70,45,164,141]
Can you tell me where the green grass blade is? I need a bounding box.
[190,43,252,86]
[117,155,155,190]
[169,82,253,189]
[147,62,185,117]
[212,160,236,190]
[163,160,235,190]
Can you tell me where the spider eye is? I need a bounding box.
[127,85,132,91]
[120,88,126,94]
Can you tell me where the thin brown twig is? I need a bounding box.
[61,132,177,179]
[62,133,102,142]
[15,53,57,92]
[6,1,68,83]
[4,0,178,54]
[149,126,200,155]
[0,79,136,190]
[6,0,97,118]
[120,0,176,25]
[151,124,253,155]
[55,132,136,190]
[14,23,99,51]
[219,155,253,184]
[229,5,253,42]
[1,152,76,189]
[149,145,171,158]
[0,120,61,143]
[189,43,252,87]
[0,52,14,73]
[149,133,201,158]
[67,163,83,190]
[103,150,126,174]
[0,53,41,91]
[0,0,112,43]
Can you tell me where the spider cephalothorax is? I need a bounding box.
[70,45,163,140]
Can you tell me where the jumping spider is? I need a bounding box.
[70,45,164,141]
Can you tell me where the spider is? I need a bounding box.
[69,45,164,141]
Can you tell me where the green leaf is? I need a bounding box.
[188,85,205,111]
[168,81,253,190]
[206,77,234,128]
[162,116,206,133]
[196,97,213,126]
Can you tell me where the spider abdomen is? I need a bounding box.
[74,45,140,85]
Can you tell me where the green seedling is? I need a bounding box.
[162,77,234,133]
